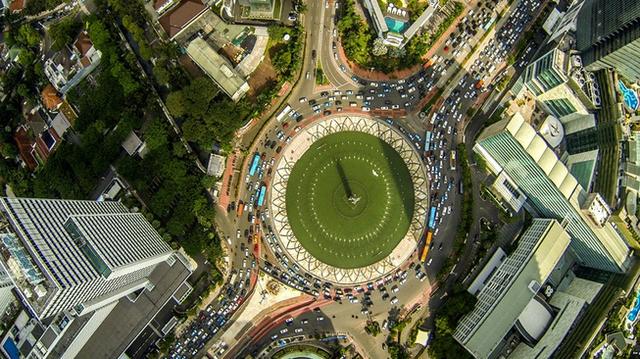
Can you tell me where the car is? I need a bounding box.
[285,317,293,325]
[299,97,307,103]
[295,328,303,333]
[391,285,399,293]
[323,110,332,116]
[301,319,309,324]
[391,104,400,109]
[427,258,433,266]
[271,334,278,340]
[280,328,288,334]
[361,106,370,112]
[317,316,325,321]
[438,242,443,250]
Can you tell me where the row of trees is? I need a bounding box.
[437,143,473,280]
[428,286,476,358]
[166,78,254,150]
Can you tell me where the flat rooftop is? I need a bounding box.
[186,38,249,102]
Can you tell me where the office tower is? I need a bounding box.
[0,197,173,320]
[522,46,596,123]
[454,219,572,358]
[576,0,640,81]
[474,113,630,272]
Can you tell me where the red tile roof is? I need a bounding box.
[74,31,93,57]
[9,0,25,12]
[158,0,206,39]
[14,127,37,171]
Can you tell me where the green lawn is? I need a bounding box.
[285,132,415,268]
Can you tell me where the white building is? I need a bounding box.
[0,197,173,320]
[0,197,191,359]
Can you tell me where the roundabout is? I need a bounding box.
[269,115,429,285]
[285,131,415,269]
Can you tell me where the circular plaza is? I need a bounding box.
[268,115,429,285]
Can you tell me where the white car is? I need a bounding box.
[280,328,288,334]
[427,258,433,266]
[390,297,399,305]
[295,328,303,333]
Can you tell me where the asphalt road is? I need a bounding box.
[168,0,551,357]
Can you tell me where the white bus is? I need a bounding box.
[276,105,292,122]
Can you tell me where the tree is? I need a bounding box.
[372,37,388,56]
[145,118,169,152]
[166,91,187,118]
[0,142,17,159]
[153,62,171,86]
[16,25,41,48]
[49,17,81,51]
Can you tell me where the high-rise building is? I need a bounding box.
[474,113,630,272]
[522,46,596,123]
[454,219,572,358]
[0,197,173,320]
[0,266,14,316]
[454,219,604,359]
[576,0,640,82]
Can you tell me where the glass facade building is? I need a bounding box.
[577,0,640,81]
[475,114,630,273]
[523,49,568,96]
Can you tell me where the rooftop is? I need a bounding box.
[158,0,207,39]
[186,37,249,102]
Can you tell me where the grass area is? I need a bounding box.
[315,63,329,85]
[421,87,444,114]
[285,132,414,268]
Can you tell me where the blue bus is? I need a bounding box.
[249,153,261,176]
[257,185,267,206]
[424,131,433,152]
[428,206,437,229]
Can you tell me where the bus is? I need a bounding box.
[249,153,261,176]
[276,105,292,122]
[428,207,437,229]
[420,231,433,262]
[450,150,457,170]
[236,201,245,217]
[257,185,267,207]
[424,131,433,152]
